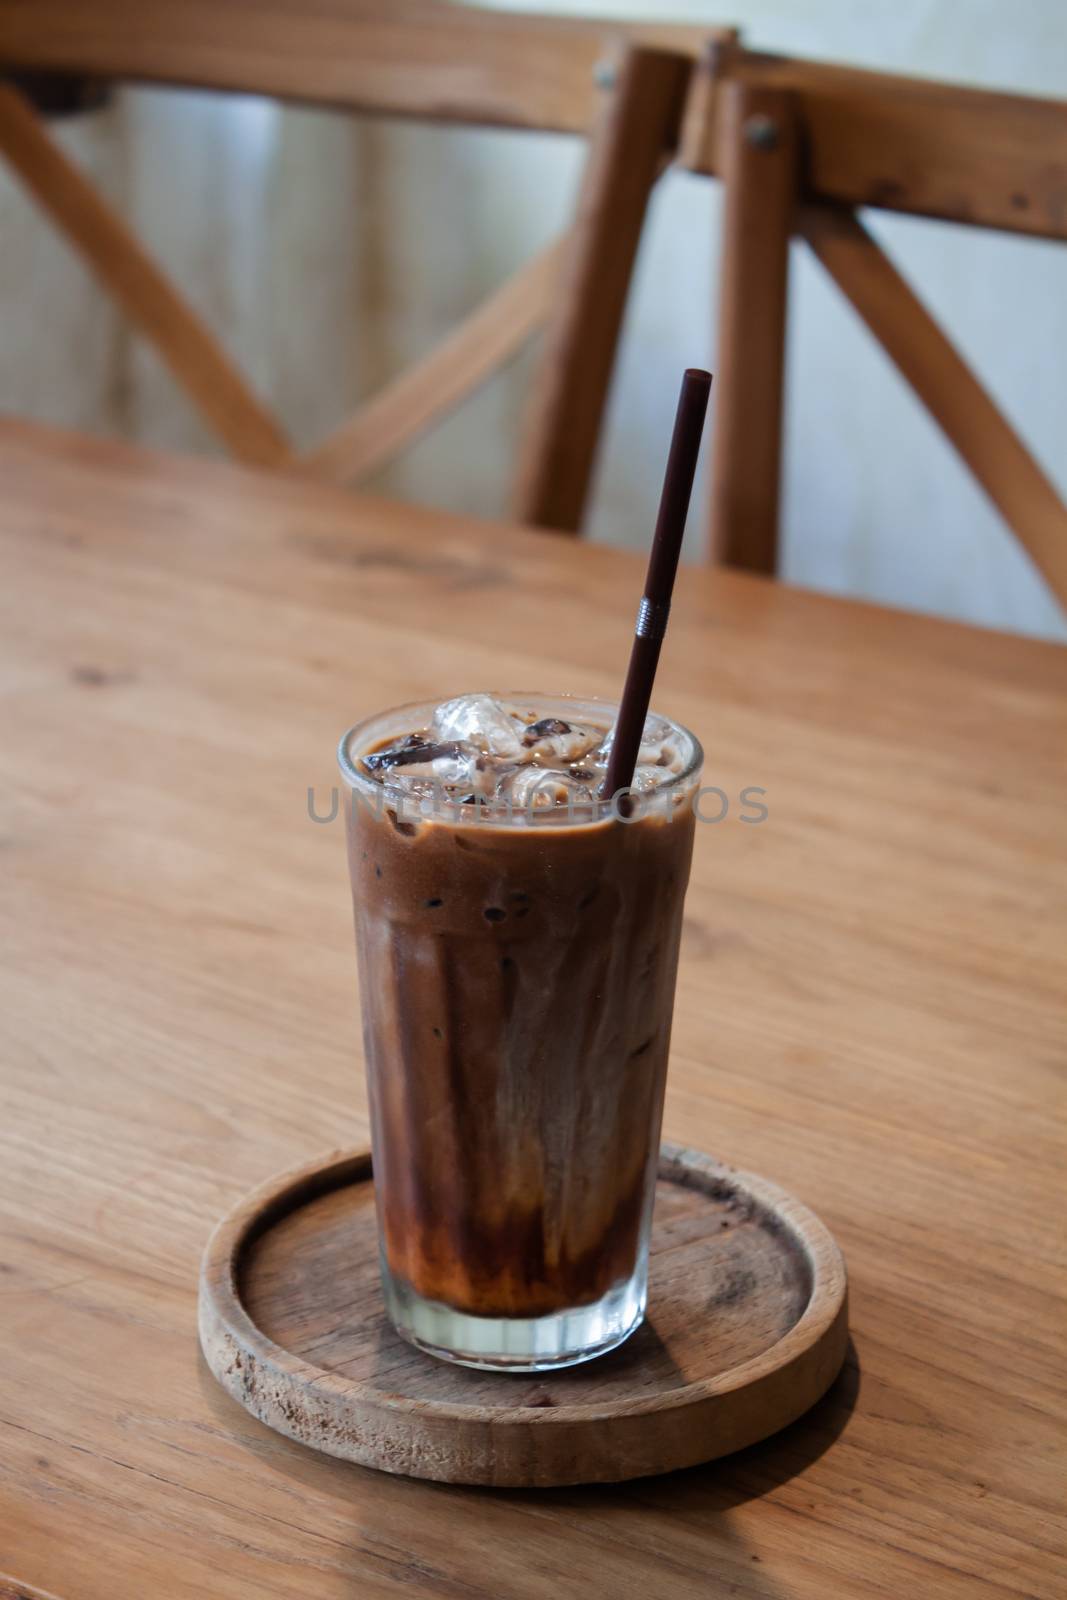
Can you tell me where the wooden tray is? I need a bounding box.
[199,1143,848,1487]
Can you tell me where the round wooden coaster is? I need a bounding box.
[198,1143,848,1487]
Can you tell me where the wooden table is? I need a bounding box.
[1,418,1064,1599]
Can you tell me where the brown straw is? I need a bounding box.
[602,367,712,804]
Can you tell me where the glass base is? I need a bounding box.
[382,1264,647,1372]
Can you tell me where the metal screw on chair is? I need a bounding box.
[593,58,617,91]
[743,113,780,151]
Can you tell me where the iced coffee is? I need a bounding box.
[338,693,702,1369]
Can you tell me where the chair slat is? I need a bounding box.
[0,0,726,138]
[512,45,692,533]
[301,238,565,487]
[800,204,1067,606]
[0,83,290,467]
[708,81,798,572]
[689,48,1067,241]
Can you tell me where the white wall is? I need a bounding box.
[1,2,1064,640]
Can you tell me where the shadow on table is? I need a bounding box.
[493,1337,862,1504]
[198,1339,860,1597]
[628,1334,863,1508]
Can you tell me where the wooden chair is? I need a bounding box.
[0,0,732,533]
[691,43,1067,608]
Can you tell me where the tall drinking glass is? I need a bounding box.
[338,694,702,1370]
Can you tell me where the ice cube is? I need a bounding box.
[628,764,669,793]
[363,737,461,772]
[363,737,477,790]
[597,713,675,768]
[499,767,595,812]
[520,717,601,765]
[433,694,525,759]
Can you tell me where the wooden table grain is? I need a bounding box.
[1,418,1064,1599]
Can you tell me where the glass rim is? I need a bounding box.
[336,691,704,825]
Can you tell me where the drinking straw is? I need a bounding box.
[602,368,712,803]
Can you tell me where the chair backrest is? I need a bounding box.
[0,0,732,532]
[692,43,1067,608]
